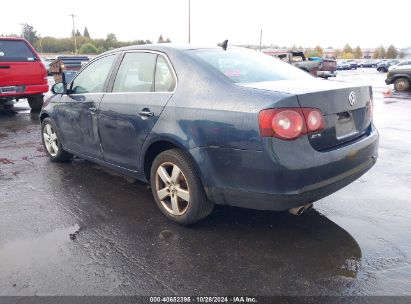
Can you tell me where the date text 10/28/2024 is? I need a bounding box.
[149,296,258,303]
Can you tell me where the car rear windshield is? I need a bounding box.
[187,48,312,83]
[0,40,37,62]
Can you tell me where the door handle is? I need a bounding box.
[89,107,97,112]
[139,109,154,118]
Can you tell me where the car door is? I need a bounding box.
[54,54,118,159]
[98,51,176,171]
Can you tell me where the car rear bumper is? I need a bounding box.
[191,125,379,211]
[317,71,337,78]
[0,84,48,98]
[385,78,392,85]
[208,157,375,211]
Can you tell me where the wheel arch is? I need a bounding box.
[392,74,411,82]
[39,112,50,122]
[141,137,204,185]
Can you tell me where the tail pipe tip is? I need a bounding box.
[288,203,313,216]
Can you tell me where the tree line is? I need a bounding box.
[1,23,172,54]
[2,24,405,59]
[302,43,403,59]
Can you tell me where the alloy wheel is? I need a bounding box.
[43,123,59,157]
[155,162,190,216]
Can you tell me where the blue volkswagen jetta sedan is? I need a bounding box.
[40,44,379,225]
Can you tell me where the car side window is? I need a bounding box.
[155,56,176,92]
[113,52,157,93]
[71,54,116,94]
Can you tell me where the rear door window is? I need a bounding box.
[0,40,36,62]
[113,52,157,93]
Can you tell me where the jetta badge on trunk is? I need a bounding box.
[348,91,356,106]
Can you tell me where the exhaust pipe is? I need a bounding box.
[304,203,313,212]
[288,203,313,216]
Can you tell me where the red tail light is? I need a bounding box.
[259,108,324,140]
[303,108,323,132]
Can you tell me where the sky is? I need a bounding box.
[1,0,410,48]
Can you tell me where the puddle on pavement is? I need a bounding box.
[0,224,80,270]
[158,229,178,241]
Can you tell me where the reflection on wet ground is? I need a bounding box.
[1,71,411,295]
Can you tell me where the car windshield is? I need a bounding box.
[0,40,36,62]
[188,48,312,83]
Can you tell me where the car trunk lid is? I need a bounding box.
[238,79,373,150]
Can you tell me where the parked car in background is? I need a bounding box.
[0,37,48,110]
[40,45,378,224]
[346,60,358,70]
[359,60,378,68]
[388,59,411,72]
[275,51,337,78]
[385,66,411,91]
[49,56,90,84]
[337,61,350,70]
[377,60,400,73]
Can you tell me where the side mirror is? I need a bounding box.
[51,82,66,94]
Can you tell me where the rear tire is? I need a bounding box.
[394,78,410,92]
[150,149,214,225]
[41,117,72,162]
[28,95,44,111]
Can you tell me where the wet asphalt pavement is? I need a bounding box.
[0,70,410,296]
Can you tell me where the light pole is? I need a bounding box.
[69,13,78,54]
[188,0,191,43]
[259,29,262,52]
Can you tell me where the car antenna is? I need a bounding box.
[218,39,228,51]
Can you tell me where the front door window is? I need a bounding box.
[71,54,117,94]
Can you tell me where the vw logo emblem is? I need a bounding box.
[348,91,356,106]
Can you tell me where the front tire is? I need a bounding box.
[28,95,44,111]
[394,78,410,92]
[150,149,214,225]
[41,118,72,162]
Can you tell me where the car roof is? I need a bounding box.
[0,37,26,41]
[102,43,224,56]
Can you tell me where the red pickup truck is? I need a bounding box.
[0,37,48,110]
